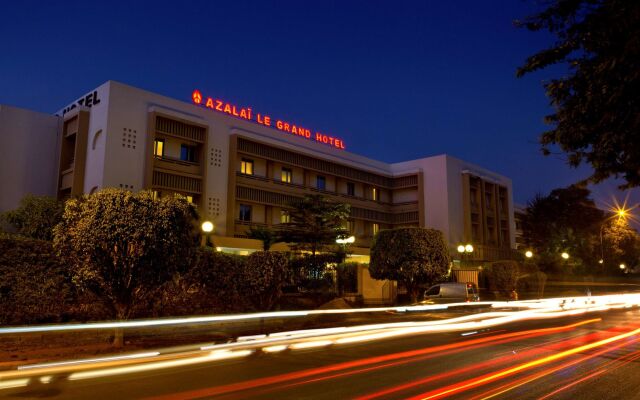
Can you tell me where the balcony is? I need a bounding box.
[154,155,201,176]
[235,172,416,208]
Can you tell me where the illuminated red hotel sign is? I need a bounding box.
[191,90,346,150]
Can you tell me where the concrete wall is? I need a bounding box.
[0,105,60,212]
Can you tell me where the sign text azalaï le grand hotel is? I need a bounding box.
[191,90,346,150]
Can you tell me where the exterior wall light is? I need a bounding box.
[336,236,355,245]
[457,245,466,253]
[464,244,474,253]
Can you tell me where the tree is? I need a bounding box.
[369,227,451,303]
[521,186,604,274]
[280,195,350,279]
[1,195,64,240]
[53,189,199,329]
[280,195,350,255]
[517,0,640,188]
[247,225,278,251]
[601,218,640,273]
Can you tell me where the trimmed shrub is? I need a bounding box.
[243,251,290,310]
[53,188,199,320]
[336,262,359,295]
[154,249,248,316]
[517,271,547,299]
[484,261,520,297]
[1,195,64,240]
[370,227,451,303]
[0,235,73,325]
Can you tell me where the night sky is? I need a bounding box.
[1,0,637,209]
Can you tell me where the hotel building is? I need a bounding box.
[0,81,517,295]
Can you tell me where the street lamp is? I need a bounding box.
[457,243,474,268]
[201,220,214,248]
[561,252,570,260]
[600,205,632,268]
[620,263,626,270]
[336,235,356,263]
[525,250,533,258]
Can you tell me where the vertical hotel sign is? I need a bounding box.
[191,89,346,150]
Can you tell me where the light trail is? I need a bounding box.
[470,336,640,399]
[1,293,637,335]
[18,351,160,370]
[143,319,599,400]
[406,324,640,400]
[67,350,253,381]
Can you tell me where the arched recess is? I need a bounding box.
[92,129,103,150]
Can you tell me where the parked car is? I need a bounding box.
[421,282,479,303]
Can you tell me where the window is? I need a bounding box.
[347,182,355,196]
[371,187,378,201]
[186,195,193,203]
[280,210,290,223]
[425,285,440,297]
[281,167,292,183]
[316,175,326,190]
[151,190,160,200]
[372,223,380,236]
[153,139,164,157]
[180,144,196,162]
[240,158,254,175]
[239,204,252,222]
[346,219,355,233]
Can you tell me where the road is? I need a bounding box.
[2,298,640,399]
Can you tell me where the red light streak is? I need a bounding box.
[406,324,640,400]
[471,337,640,399]
[146,319,599,400]
[536,347,640,400]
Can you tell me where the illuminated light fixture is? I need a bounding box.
[262,345,288,353]
[457,245,465,253]
[525,250,533,258]
[336,236,355,244]
[561,252,570,260]
[201,221,214,233]
[289,340,333,350]
[599,259,604,264]
[620,264,626,270]
[465,244,474,253]
[192,89,202,104]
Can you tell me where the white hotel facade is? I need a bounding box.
[0,81,517,271]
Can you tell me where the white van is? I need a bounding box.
[422,282,479,303]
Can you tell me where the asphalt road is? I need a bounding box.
[4,307,640,399]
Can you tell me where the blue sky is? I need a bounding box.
[1,0,637,209]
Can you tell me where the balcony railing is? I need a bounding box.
[236,172,417,207]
